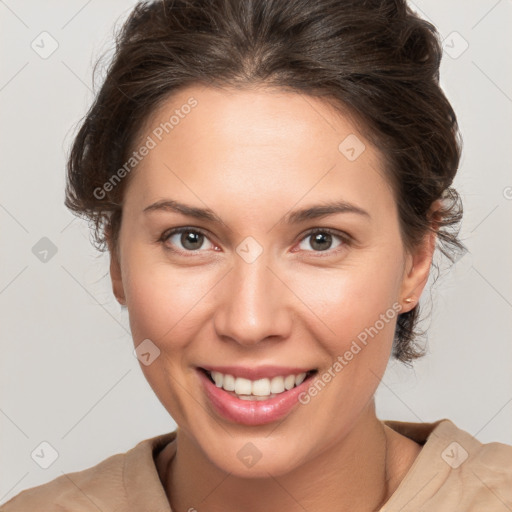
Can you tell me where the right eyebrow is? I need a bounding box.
[143,199,222,223]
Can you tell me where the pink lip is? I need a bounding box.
[199,364,315,380]
[197,368,316,426]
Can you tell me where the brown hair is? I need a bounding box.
[65,0,465,363]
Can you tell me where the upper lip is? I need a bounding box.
[199,365,317,381]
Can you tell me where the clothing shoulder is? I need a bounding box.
[441,418,512,472]
[453,422,512,506]
[382,418,512,511]
[429,419,512,510]
[0,432,176,512]
[0,450,127,511]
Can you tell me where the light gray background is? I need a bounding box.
[1,0,511,504]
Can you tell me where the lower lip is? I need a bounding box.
[197,369,315,426]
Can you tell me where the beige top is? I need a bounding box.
[1,419,511,511]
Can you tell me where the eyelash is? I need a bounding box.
[158,226,352,258]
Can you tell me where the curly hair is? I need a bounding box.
[65,0,465,363]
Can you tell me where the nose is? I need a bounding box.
[213,248,293,347]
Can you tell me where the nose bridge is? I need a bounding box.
[214,244,291,345]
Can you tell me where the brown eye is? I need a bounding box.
[309,232,333,251]
[161,227,215,253]
[297,228,348,254]
[181,231,204,250]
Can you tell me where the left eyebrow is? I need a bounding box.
[143,199,223,223]
[282,200,371,224]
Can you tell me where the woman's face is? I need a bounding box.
[111,85,432,477]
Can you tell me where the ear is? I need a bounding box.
[106,230,126,307]
[399,200,441,313]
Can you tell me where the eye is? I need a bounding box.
[159,227,217,254]
[159,226,351,257]
[295,228,349,255]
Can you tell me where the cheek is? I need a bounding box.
[122,249,219,345]
[121,249,215,423]
[289,255,402,347]
[284,268,400,444]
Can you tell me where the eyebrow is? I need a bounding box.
[143,199,370,224]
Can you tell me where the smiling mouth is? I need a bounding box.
[199,367,318,400]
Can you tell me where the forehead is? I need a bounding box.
[124,84,395,220]
[144,84,368,156]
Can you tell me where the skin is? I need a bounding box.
[109,84,436,511]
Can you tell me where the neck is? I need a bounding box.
[163,402,396,512]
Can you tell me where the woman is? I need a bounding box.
[2,0,511,510]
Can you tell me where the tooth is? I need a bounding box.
[238,394,275,401]
[284,374,296,390]
[209,370,310,396]
[295,372,307,386]
[270,376,285,394]
[252,378,271,396]
[223,374,236,391]
[211,371,223,387]
[234,377,252,395]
